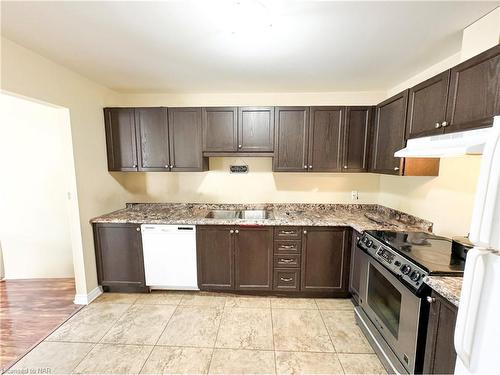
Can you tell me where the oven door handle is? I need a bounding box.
[454,247,488,369]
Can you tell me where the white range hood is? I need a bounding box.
[394,124,495,158]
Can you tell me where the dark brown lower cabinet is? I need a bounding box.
[349,230,363,303]
[423,291,458,374]
[196,226,235,290]
[93,223,148,292]
[301,227,350,295]
[235,227,273,291]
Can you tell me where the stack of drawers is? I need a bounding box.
[273,227,302,291]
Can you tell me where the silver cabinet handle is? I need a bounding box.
[136,227,140,232]
[308,165,313,169]
[133,164,137,168]
[230,229,234,234]
[238,144,242,148]
[394,167,400,171]
[304,165,308,169]
[170,164,174,168]
[427,296,436,304]
[441,121,448,127]
[435,122,441,129]
[343,165,348,169]
[280,230,295,235]
[235,229,239,234]
[303,230,307,234]
[165,165,169,168]
[280,245,295,249]
[279,258,294,264]
[280,277,293,282]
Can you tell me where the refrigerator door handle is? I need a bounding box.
[454,248,488,369]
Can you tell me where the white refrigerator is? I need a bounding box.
[454,116,500,375]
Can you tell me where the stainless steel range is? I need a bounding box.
[354,231,465,374]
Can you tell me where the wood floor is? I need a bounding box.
[0,278,82,372]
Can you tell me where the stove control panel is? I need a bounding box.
[357,232,428,292]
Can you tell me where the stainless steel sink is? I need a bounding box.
[205,210,239,219]
[238,209,274,220]
[205,209,274,220]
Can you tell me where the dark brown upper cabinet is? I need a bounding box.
[238,107,275,152]
[406,71,450,139]
[308,107,344,172]
[202,106,274,154]
[104,108,139,171]
[168,107,207,171]
[273,106,310,171]
[300,227,350,296]
[234,226,273,291]
[342,106,372,172]
[371,90,409,175]
[445,44,500,133]
[202,107,238,152]
[136,107,170,171]
[93,223,147,292]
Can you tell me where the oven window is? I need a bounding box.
[367,264,401,338]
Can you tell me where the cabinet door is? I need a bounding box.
[235,227,273,291]
[301,227,349,295]
[238,107,275,152]
[349,230,363,303]
[93,223,146,291]
[273,107,310,172]
[371,90,408,175]
[446,44,500,133]
[202,107,238,152]
[406,71,450,139]
[104,108,138,171]
[423,291,458,374]
[168,107,204,171]
[136,107,170,171]
[308,107,344,172]
[342,106,372,172]
[196,226,235,290]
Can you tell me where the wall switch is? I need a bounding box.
[351,190,359,201]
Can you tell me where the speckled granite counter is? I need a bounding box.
[424,276,463,307]
[90,203,433,233]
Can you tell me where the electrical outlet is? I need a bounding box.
[351,190,359,201]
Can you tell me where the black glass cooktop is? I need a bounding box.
[366,230,465,275]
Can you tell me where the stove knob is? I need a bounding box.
[400,264,412,275]
[410,271,421,282]
[366,240,373,247]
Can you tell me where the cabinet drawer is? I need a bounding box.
[274,254,300,268]
[273,269,300,291]
[274,227,302,240]
[274,240,301,254]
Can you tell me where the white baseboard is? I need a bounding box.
[74,285,103,305]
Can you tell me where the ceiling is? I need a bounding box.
[1,1,498,93]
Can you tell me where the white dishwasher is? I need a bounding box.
[141,224,198,290]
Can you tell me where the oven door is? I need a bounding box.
[361,257,422,373]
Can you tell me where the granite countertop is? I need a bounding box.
[424,276,463,307]
[90,203,433,233]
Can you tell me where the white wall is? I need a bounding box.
[0,93,74,278]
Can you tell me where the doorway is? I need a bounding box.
[0,92,82,370]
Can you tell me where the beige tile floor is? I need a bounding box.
[7,292,386,375]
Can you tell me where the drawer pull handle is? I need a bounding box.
[280,230,295,235]
[279,258,294,263]
[280,277,293,282]
[280,245,295,249]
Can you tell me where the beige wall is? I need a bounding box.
[1,37,131,298]
[378,9,500,238]
[0,93,75,278]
